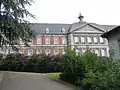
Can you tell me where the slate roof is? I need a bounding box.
[30,23,71,34]
[30,22,117,34]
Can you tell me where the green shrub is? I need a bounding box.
[0,53,63,73]
[61,49,120,90]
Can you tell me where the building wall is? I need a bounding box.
[107,34,120,60]
[17,35,67,55]
[68,24,109,57]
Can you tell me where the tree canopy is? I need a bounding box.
[0,0,36,50]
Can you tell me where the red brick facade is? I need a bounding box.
[19,35,67,55]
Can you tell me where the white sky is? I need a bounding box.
[27,0,120,25]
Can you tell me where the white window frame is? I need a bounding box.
[62,37,66,44]
[101,49,106,57]
[36,49,42,54]
[74,37,79,44]
[93,37,98,44]
[54,37,58,44]
[94,49,99,56]
[45,49,50,55]
[87,36,92,44]
[81,36,85,44]
[19,49,24,54]
[28,49,33,55]
[46,28,49,33]
[45,37,50,44]
[61,28,65,33]
[54,49,59,55]
[100,37,104,44]
[37,37,42,44]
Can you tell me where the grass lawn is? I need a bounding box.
[45,72,61,79]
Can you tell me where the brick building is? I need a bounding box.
[0,15,117,56]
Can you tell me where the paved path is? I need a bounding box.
[0,71,76,90]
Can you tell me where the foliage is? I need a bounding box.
[0,0,36,49]
[0,54,63,73]
[45,72,61,79]
[61,49,120,90]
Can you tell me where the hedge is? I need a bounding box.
[0,54,63,73]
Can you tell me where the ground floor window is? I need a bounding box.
[54,49,59,55]
[28,49,33,55]
[45,49,50,55]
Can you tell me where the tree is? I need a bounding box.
[0,0,36,50]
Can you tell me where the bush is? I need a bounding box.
[61,49,120,90]
[0,53,63,73]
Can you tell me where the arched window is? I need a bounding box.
[46,49,50,55]
[54,50,59,55]
[61,28,65,33]
[46,28,49,33]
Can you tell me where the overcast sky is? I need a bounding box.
[27,0,120,25]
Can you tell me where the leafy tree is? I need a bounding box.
[0,0,36,50]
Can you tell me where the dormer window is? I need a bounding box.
[46,28,49,33]
[61,28,65,33]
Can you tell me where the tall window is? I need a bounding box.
[95,49,99,56]
[28,49,33,55]
[46,28,49,33]
[54,37,58,44]
[62,37,66,44]
[100,37,104,44]
[37,37,42,44]
[74,37,79,44]
[81,36,85,44]
[45,37,50,44]
[54,50,59,55]
[37,49,42,54]
[87,36,92,44]
[93,37,98,44]
[45,49,50,55]
[101,49,106,56]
